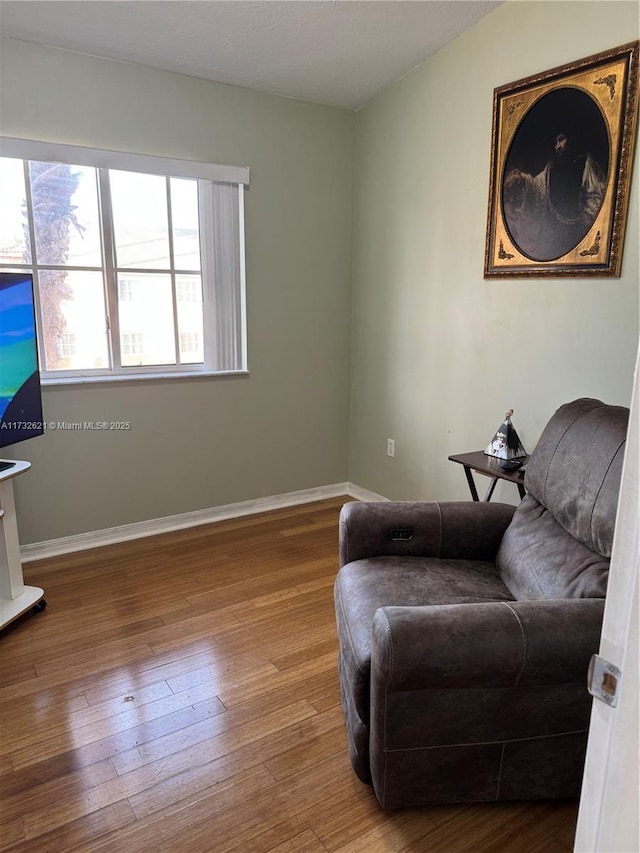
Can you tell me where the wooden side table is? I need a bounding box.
[448,451,528,502]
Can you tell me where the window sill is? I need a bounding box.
[41,370,250,388]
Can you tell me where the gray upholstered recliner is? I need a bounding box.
[334,398,628,809]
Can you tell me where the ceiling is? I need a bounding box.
[0,0,502,110]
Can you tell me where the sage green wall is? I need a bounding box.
[2,1,639,543]
[1,39,355,543]
[349,1,639,503]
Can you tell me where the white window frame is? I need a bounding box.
[0,137,249,384]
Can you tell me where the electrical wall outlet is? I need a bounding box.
[387,438,395,458]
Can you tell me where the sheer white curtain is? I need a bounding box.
[199,180,247,372]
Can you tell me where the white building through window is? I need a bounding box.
[0,138,249,381]
[179,330,202,357]
[177,278,201,303]
[118,279,137,302]
[57,332,78,359]
[121,332,145,356]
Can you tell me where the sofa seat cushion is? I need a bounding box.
[334,556,515,726]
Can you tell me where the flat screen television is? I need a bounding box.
[0,272,44,465]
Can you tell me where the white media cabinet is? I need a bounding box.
[0,460,45,630]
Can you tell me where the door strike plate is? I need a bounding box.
[587,654,622,707]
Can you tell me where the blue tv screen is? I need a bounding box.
[0,272,44,451]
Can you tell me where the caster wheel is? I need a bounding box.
[33,599,47,613]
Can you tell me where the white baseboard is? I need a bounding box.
[20,481,389,562]
[345,483,389,502]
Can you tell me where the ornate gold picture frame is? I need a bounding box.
[484,42,639,278]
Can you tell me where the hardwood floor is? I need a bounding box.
[0,497,578,852]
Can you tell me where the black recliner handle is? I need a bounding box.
[388,528,413,542]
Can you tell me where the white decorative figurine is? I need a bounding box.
[484,409,526,460]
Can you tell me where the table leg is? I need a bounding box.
[517,482,526,500]
[483,478,499,502]
[463,467,480,501]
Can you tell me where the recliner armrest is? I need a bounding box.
[372,599,604,691]
[339,501,516,567]
[368,599,604,808]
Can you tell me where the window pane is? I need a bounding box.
[29,162,103,267]
[176,275,204,364]
[66,166,103,266]
[111,171,170,269]
[117,273,175,366]
[0,158,31,264]
[39,269,109,370]
[170,178,201,270]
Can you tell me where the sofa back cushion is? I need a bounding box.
[497,398,628,600]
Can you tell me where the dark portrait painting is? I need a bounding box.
[502,88,610,262]
[485,42,639,278]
